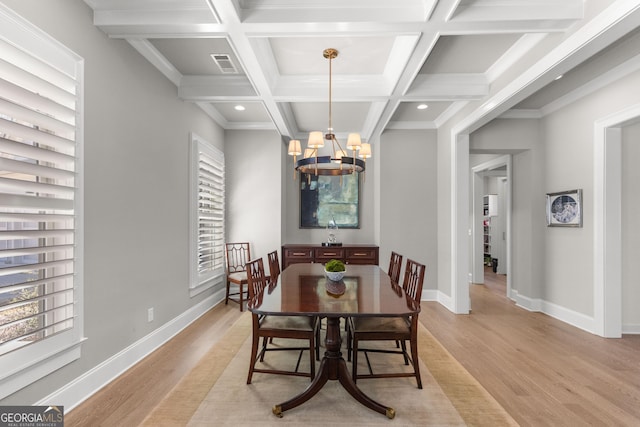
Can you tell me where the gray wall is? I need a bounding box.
[380,130,438,291]
[225,130,283,273]
[541,69,640,316]
[2,0,223,405]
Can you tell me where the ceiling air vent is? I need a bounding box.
[211,53,238,74]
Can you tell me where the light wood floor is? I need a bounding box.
[66,273,640,426]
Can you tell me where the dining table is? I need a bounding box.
[248,263,420,419]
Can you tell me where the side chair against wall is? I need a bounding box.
[347,258,426,389]
[246,257,318,384]
[388,251,403,284]
[225,242,250,311]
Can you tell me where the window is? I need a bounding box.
[0,5,83,398]
[189,133,224,296]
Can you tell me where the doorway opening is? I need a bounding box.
[471,155,511,299]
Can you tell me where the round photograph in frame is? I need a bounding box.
[546,189,582,227]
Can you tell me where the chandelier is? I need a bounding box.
[288,48,371,179]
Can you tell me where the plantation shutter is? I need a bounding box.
[194,139,224,287]
[0,35,78,355]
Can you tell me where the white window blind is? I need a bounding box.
[0,4,83,398]
[189,133,224,295]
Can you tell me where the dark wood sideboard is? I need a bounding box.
[281,244,379,269]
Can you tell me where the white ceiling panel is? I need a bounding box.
[290,102,370,135]
[270,37,395,75]
[210,102,272,123]
[390,101,452,122]
[420,34,521,74]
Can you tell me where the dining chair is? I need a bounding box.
[246,257,318,384]
[347,258,426,388]
[266,249,321,360]
[225,242,250,311]
[388,251,403,284]
[267,250,280,286]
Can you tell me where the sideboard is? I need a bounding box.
[281,244,379,269]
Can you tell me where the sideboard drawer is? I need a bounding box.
[314,247,345,262]
[283,247,314,268]
[345,247,378,265]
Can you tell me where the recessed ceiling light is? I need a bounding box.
[234,105,245,111]
[417,104,428,110]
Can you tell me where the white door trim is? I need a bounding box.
[594,103,640,337]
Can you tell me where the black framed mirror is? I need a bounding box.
[300,173,359,228]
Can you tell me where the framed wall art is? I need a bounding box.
[299,172,360,229]
[546,189,582,227]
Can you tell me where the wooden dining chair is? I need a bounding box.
[246,257,318,384]
[266,249,321,360]
[225,242,250,311]
[267,250,280,286]
[388,251,403,284]
[347,258,426,388]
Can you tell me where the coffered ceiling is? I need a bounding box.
[82,0,595,143]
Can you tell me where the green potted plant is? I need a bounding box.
[324,259,346,282]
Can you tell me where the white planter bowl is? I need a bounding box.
[325,269,345,282]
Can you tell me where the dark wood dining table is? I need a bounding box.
[247,263,420,419]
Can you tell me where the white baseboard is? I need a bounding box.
[622,324,640,334]
[512,289,542,312]
[540,299,595,334]
[421,289,438,302]
[511,289,596,334]
[36,288,225,411]
[420,289,454,312]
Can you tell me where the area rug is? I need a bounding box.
[142,314,517,426]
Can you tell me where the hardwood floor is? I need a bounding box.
[65,304,243,427]
[422,269,640,426]
[66,273,640,426]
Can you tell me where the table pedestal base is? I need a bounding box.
[272,317,395,419]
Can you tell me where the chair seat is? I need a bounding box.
[228,271,248,283]
[353,316,410,333]
[261,315,315,332]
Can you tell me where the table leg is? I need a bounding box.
[272,317,395,419]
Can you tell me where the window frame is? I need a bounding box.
[188,132,225,297]
[0,4,84,399]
